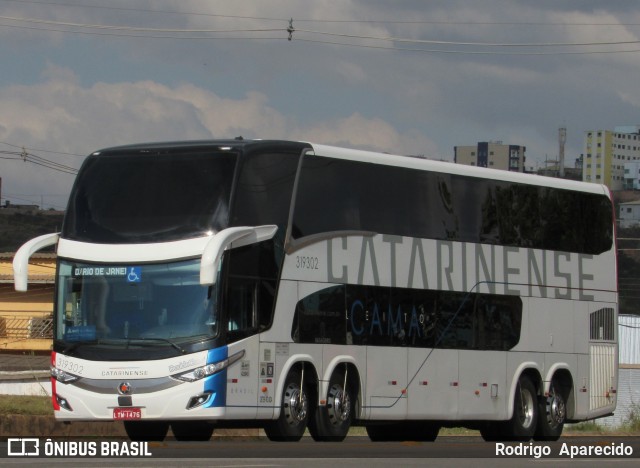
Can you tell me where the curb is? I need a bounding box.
[0,371,49,381]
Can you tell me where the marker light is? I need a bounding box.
[51,366,80,383]
[187,392,213,410]
[172,350,245,382]
[56,394,73,411]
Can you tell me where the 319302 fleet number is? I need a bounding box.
[295,256,319,270]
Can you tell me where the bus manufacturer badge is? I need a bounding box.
[118,382,132,395]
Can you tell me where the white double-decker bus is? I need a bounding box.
[13,139,617,442]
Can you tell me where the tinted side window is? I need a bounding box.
[291,286,346,345]
[223,242,279,343]
[292,156,612,255]
[230,151,300,228]
[292,284,522,351]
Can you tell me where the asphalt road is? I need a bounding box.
[1,436,639,467]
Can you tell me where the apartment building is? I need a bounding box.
[583,126,640,190]
[454,141,526,172]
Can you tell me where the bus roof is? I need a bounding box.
[307,143,609,197]
[89,139,608,198]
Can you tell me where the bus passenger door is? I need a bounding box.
[223,277,273,419]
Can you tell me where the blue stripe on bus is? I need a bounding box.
[203,346,228,408]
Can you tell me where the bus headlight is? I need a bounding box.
[51,366,80,383]
[172,350,245,382]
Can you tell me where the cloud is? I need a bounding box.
[0,65,436,205]
[297,113,438,156]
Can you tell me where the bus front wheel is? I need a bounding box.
[264,368,310,441]
[309,368,354,442]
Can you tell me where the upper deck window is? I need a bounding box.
[63,150,237,243]
[292,155,613,255]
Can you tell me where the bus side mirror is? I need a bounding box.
[13,232,60,292]
[200,225,277,286]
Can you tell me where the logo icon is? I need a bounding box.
[126,267,141,283]
[118,382,132,395]
[7,438,39,456]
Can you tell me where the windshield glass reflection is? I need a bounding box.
[56,259,218,345]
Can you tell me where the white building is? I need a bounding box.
[597,315,640,429]
[618,200,640,228]
[623,161,640,190]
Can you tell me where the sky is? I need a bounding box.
[1,0,640,210]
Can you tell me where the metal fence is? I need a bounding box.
[0,315,53,340]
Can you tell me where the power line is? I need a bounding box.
[0,148,78,175]
[3,0,640,27]
[294,37,640,56]
[0,14,286,34]
[0,141,84,157]
[1,12,640,55]
[0,0,289,23]
[295,27,640,48]
[0,21,286,41]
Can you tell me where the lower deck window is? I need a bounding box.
[292,284,522,351]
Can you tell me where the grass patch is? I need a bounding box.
[0,395,52,416]
[622,404,640,432]
[565,421,610,434]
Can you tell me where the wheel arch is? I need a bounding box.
[321,356,363,419]
[506,364,543,420]
[273,355,319,420]
[545,366,575,420]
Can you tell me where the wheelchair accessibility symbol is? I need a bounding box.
[127,267,142,283]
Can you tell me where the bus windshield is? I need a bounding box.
[55,259,218,345]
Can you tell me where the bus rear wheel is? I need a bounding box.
[504,375,538,441]
[480,375,538,442]
[124,420,170,441]
[534,381,566,441]
[264,368,310,442]
[309,368,354,442]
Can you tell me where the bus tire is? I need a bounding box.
[533,381,566,441]
[171,421,215,441]
[264,368,310,442]
[124,420,170,441]
[309,368,354,442]
[504,375,538,441]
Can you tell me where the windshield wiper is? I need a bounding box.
[131,337,186,354]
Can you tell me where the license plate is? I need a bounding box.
[113,407,142,420]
